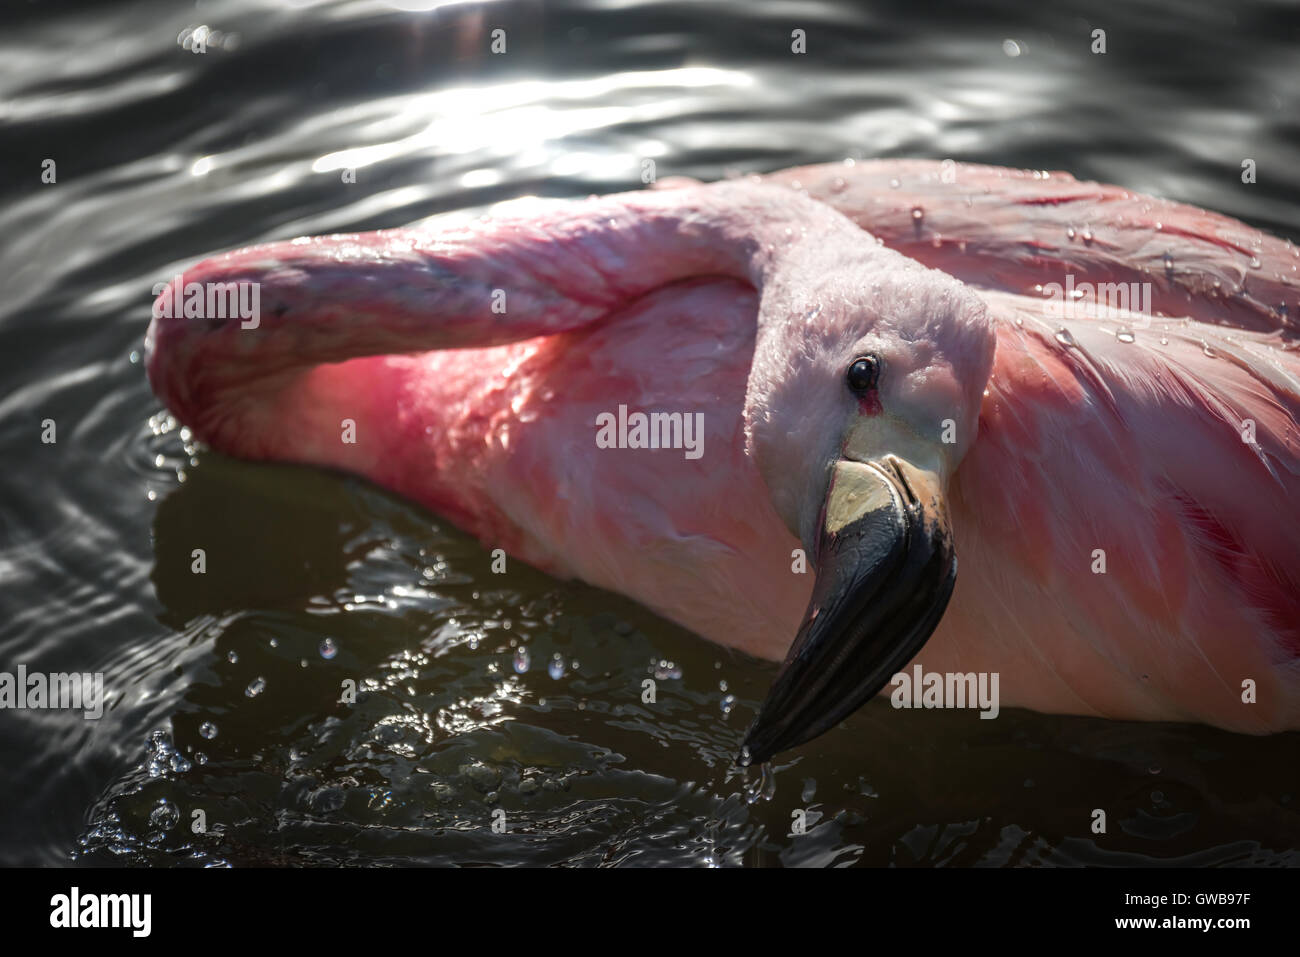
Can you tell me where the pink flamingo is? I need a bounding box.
[147,160,1300,763]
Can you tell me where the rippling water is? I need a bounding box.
[1,0,1297,866]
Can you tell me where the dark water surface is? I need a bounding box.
[1,0,1298,866]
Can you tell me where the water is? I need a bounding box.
[1,0,1298,867]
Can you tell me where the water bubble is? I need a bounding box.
[149,800,180,831]
[1163,252,1174,276]
[319,638,338,660]
[245,676,266,698]
[911,206,924,223]
[548,653,566,680]
[461,760,503,793]
[199,721,218,740]
[1054,327,1076,348]
[513,646,531,674]
[720,694,736,716]
[1065,227,1076,241]
[888,177,900,189]
[227,650,238,664]
[653,659,682,680]
[1002,38,1022,57]
[718,680,728,692]
[145,731,178,778]
[1117,328,1135,344]
[830,177,846,193]
[169,752,192,773]
[1081,228,1093,244]
[1201,340,1217,358]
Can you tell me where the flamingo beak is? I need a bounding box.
[740,455,957,764]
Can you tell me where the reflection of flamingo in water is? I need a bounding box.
[147,160,1300,762]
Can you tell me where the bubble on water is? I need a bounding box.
[1081,228,1093,244]
[1002,38,1021,57]
[227,650,238,664]
[888,177,900,189]
[461,760,502,793]
[1054,327,1076,348]
[911,206,924,223]
[169,752,192,773]
[1159,337,1169,346]
[548,653,565,679]
[268,638,277,648]
[1249,255,1262,268]
[718,680,728,692]
[194,752,208,765]
[145,730,182,778]
[199,721,218,740]
[1116,328,1135,343]
[653,659,682,680]
[1163,252,1174,276]
[319,638,338,660]
[1201,340,1217,358]
[149,800,180,831]
[720,694,736,716]
[1066,227,1076,241]
[245,676,266,698]
[513,646,531,674]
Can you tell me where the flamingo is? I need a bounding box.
[146,160,1300,763]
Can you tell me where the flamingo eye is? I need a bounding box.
[846,355,881,394]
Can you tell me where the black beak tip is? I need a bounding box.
[736,724,780,767]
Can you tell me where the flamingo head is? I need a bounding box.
[740,253,996,763]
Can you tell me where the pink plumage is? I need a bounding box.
[147,160,1300,748]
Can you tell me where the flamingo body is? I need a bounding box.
[147,161,1300,738]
